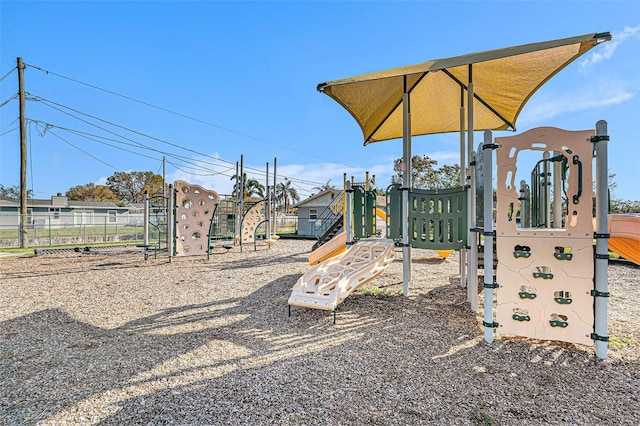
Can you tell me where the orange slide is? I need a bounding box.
[608,215,640,265]
[308,232,347,265]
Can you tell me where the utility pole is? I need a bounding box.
[18,57,27,248]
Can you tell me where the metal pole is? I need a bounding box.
[273,157,277,237]
[345,180,353,245]
[459,99,467,287]
[543,151,551,228]
[235,161,239,241]
[482,131,494,342]
[402,90,412,296]
[467,77,477,307]
[594,119,609,359]
[143,191,149,245]
[520,180,530,228]
[167,183,174,261]
[18,57,27,248]
[343,173,347,231]
[468,150,478,311]
[266,162,271,241]
[553,152,562,228]
[239,154,244,252]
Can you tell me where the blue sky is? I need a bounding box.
[1,1,639,201]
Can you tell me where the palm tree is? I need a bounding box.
[230,173,265,200]
[245,178,265,199]
[276,178,299,213]
[312,179,336,193]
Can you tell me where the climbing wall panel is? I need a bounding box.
[174,181,219,257]
[241,200,266,244]
[495,127,595,346]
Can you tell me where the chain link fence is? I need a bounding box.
[0,212,300,248]
[0,212,147,248]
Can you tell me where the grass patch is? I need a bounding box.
[356,287,401,300]
[608,335,634,348]
[469,408,498,426]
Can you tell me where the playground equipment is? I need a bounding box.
[288,239,395,321]
[607,214,640,265]
[491,126,602,347]
[174,181,220,257]
[291,174,397,318]
[138,191,170,260]
[308,173,380,265]
[315,32,614,358]
[308,232,347,266]
[147,179,278,259]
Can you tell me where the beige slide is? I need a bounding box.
[289,239,395,312]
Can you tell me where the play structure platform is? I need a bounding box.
[289,239,395,315]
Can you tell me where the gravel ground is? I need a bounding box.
[1,240,639,425]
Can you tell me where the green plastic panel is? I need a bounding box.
[386,185,468,250]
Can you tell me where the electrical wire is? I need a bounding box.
[41,125,121,171]
[31,119,234,176]
[1,126,18,137]
[0,67,16,83]
[27,95,327,188]
[0,93,18,109]
[1,118,19,132]
[24,62,341,164]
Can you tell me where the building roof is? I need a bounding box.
[0,197,130,210]
[292,189,342,208]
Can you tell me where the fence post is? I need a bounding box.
[48,215,52,247]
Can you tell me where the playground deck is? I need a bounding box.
[1,240,639,424]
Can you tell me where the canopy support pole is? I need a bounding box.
[483,131,495,343]
[459,93,467,288]
[402,89,412,296]
[594,119,609,359]
[467,76,478,311]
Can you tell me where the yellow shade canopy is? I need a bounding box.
[317,32,611,144]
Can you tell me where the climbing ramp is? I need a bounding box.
[288,239,395,312]
[494,127,595,346]
[174,181,219,257]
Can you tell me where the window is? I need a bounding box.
[49,207,60,219]
[309,208,318,219]
[108,210,117,223]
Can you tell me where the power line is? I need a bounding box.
[0,67,16,83]
[41,125,121,172]
[24,62,341,164]
[29,118,237,176]
[0,93,18,109]
[27,95,327,188]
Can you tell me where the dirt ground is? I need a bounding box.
[1,240,638,425]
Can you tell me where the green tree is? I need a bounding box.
[245,178,265,199]
[392,155,461,189]
[0,184,33,200]
[276,178,299,213]
[66,183,118,202]
[230,173,265,200]
[106,171,164,203]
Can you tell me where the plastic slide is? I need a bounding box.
[608,214,640,265]
[289,239,395,311]
[308,232,347,266]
